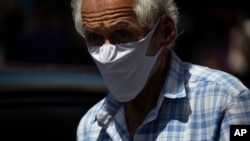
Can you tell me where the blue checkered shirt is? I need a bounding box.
[77,51,250,141]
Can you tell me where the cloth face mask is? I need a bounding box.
[88,21,161,102]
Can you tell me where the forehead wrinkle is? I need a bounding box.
[82,7,135,23]
[82,10,136,33]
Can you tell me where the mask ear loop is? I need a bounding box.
[146,19,162,56]
[140,19,160,42]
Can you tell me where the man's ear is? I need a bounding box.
[146,14,176,56]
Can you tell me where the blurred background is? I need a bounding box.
[0,0,249,87]
[175,0,250,88]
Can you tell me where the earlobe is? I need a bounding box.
[146,14,176,56]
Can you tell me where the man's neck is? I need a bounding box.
[125,48,170,140]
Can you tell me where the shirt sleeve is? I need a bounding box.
[219,89,250,141]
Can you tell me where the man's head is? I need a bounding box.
[71,0,179,49]
[71,0,179,102]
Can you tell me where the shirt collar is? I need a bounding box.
[160,50,187,99]
[142,50,187,124]
[94,94,123,127]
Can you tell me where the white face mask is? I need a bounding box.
[88,21,161,102]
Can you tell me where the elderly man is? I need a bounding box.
[71,0,250,140]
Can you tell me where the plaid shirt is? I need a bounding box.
[77,51,250,141]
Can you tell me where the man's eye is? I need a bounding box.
[111,30,134,44]
[117,30,130,38]
[86,33,103,46]
[88,33,102,42]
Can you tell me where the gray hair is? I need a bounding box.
[71,0,179,37]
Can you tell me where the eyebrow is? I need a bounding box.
[111,21,129,29]
[83,21,130,34]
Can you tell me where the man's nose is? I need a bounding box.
[104,39,111,45]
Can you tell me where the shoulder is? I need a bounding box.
[184,63,248,94]
[185,63,250,107]
[76,94,122,140]
[183,63,250,110]
[78,98,105,127]
[183,63,250,123]
[76,98,106,140]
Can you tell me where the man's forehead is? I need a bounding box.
[81,0,134,13]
